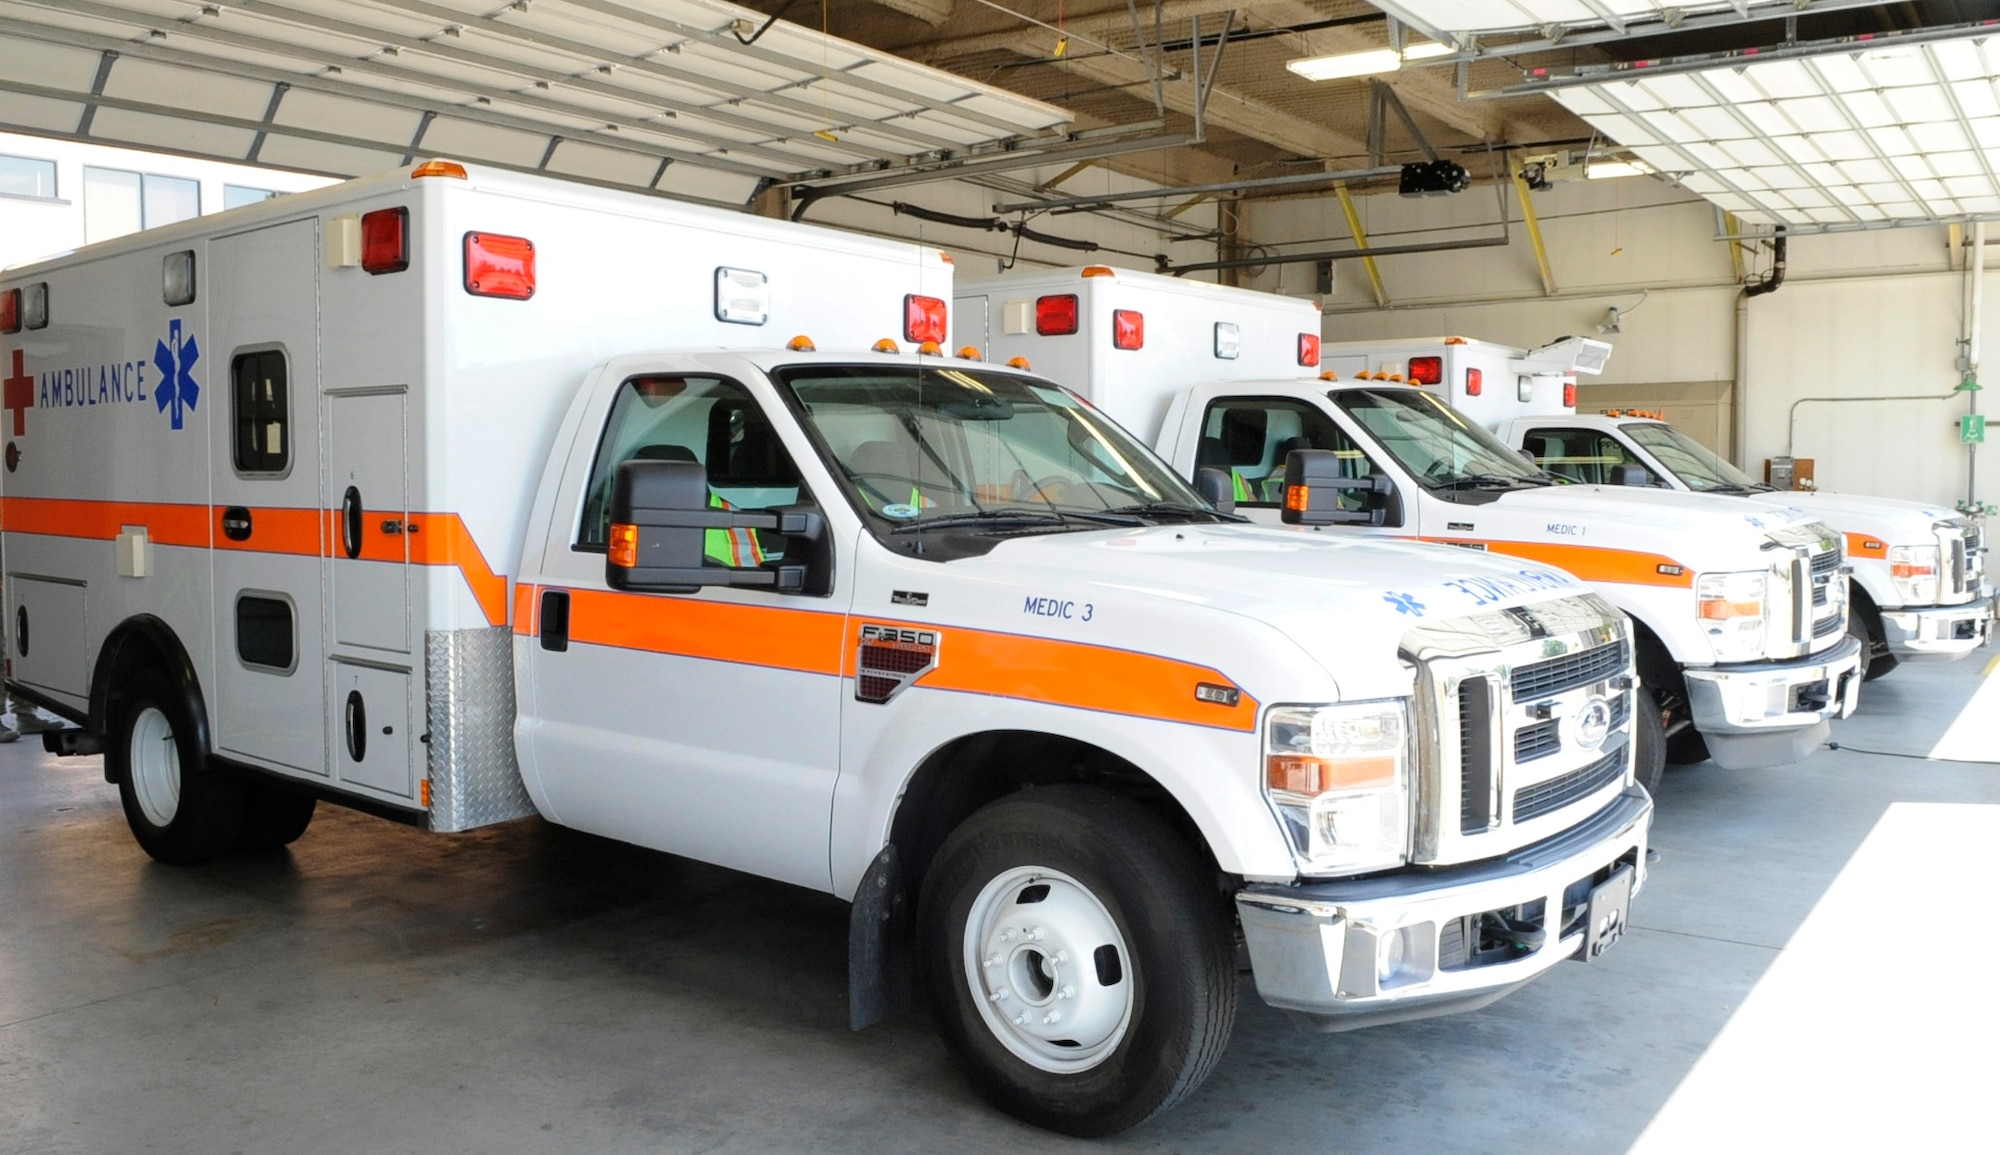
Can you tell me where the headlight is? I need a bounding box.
[1697,570,1769,663]
[1889,544,1941,604]
[1264,700,1410,874]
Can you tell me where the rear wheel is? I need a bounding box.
[918,785,1237,1137]
[111,670,244,864]
[235,784,316,852]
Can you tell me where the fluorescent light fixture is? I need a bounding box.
[1287,48,1399,81]
[1585,160,1653,180]
[1286,40,1451,82]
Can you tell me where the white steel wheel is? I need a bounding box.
[962,866,1133,1074]
[127,705,181,828]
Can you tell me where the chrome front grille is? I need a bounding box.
[1511,640,1628,699]
[1406,592,1636,867]
[1513,744,1628,823]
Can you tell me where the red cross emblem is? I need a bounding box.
[3,348,31,437]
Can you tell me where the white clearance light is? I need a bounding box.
[714,267,769,326]
[1214,321,1240,359]
[1286,40,1451,82]
[1549,34,2000,227]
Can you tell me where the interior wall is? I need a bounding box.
[1234,175,1992,510]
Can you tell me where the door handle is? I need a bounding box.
[221,506,252,542]
[381,519,404,535]
[340,486,363,558]
[540,589,570,653]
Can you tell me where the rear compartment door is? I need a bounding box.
[209,219,327,777]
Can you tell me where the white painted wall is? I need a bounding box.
[1227,175,1992,511]
[0,133,336,270]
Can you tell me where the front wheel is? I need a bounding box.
[917,785,1237,1137]
[111,670,245,864]
[1632,688,1667,795]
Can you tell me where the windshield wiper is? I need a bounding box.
[1103,501,1245,523]
[889,508,1143,534]
[1430,473,1545,490]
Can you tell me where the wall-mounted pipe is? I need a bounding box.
[1743,236,1786,298]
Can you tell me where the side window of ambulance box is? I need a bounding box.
[236,592,296,674]
[231,349,290,475]
[1199,398,1377,505]
[576,375,803,554]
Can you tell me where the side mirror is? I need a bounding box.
[1193,467,1237,515]
[1278,449,1402,528]
[1608,463,1654,487]
[606,459,821,593]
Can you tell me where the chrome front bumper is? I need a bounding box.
[1681,634,1863,770]
[1880,594,1995,660]
[1235,788,1651,1033]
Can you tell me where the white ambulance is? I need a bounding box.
[1328,335,1995,681]
[1,164,1653,1135]
[958,267,1863,784]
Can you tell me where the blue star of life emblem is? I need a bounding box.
[1384,591,1426,616]
[153,318,200,430]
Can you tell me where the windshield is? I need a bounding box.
[1623,423,1764,491]
[1332,389,1549,488]
[774,365,1223,544]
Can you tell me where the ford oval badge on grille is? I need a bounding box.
[1570,697,1612,751]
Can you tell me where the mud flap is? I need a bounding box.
[849,842,911,1031]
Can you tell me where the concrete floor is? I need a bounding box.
[1,653,1994,1154]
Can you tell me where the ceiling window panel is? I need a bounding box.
[1928,152,1986,179]
[1842,90,1895,128]
[1826,184,1871,206]
[1848,203,1886,221]
[1866,126,1918,156]
[1643,74,1716,109]
[1703,70,1764,105]
[1944,175,1996,199]
[1594,115,1658,145]
[1961,195,2000,213]
[1908,178,1950,202]
[1909,121,1971,153]
[1611,85,1665,114]
[1874,201,1920,218]
[1737,210,1780,226]
[1805,207,1852,224]
[1680,106,1752,140]
[1801,162,1847,186]
[1709,192,1755,212]
[1740,101,1797,136]
[1721,138,1782,168]
[1631,145,1684,172]
[1731,168,1771,191]
[1813,131,1873,161]
[1777,97,1848,134]
[1951,80,1999,119]
[1773,136,1827,165]
[1857,50,1938,89]
[1974,118,2000,149]
[1679,173,1726,195]
[1932,40,1986,82]
[1890,155,1937,181]
[1809,54,1870,94]
[1684,140,1736,168]
[1858,181,1909,202]
[1748,61,1820,100]
[1785,188,1831,209]
[1561,89,1615,117]
[1886,87,1955,124]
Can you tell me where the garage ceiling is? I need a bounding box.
[1550,31,2000,229]
[0,0,1072,202]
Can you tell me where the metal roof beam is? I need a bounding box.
[75,49,118,138]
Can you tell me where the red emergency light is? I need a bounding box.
[904,295,947,344]
[1408,355,1442,385]
[1465,367,1483,397]
[1298,333,1321,367]
[1035,294,1079,336]
[361,208,409,275]
[1112,309,1144,350]
[1563,380,1577,407]
[465,232,536,300]
[0,288,16,334]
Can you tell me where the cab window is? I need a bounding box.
[1198,398,1378,505]
[1522,428,1644,485]
[577,375,803,561]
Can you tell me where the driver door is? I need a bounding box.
[519,370,848,891]
[1192,396,1405,538]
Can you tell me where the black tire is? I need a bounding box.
[1633,688,1666,795]
[235,783,316,852]
[917,785,1237,1137]
[1848,604,1899,681]
[110,669,245,865]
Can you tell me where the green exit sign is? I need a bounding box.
[1963,414,1987,444]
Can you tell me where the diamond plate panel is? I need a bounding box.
[424,626,536,832]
